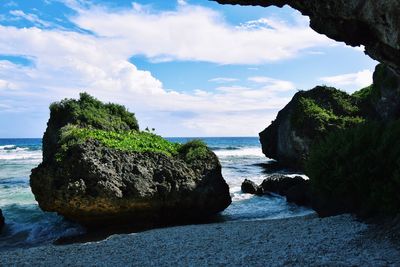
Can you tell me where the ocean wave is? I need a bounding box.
[0,205,84,249]
[0,145,16,150]
[214,147,264,157]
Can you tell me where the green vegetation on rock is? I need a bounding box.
[58,126,181,159]
[306,120,400,216]
[49,94,214,164]
[178,139,210,163]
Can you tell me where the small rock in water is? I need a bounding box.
[241,179,260,194]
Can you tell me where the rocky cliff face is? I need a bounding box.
[371,64,400,120]
[214,0,400,76]
[31,94,231,226]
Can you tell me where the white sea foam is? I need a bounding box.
[0,149,42,161]
[286,174,309,180]
[0,152,42,161]
[214,147,264,157]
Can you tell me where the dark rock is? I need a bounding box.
[214,0,400,76]
[30,95,231,226]
[285,181,312,206]
[371,64,400,120]
[241,179,260,194]
[0,209,4,231]
[260,174,306,196]
[260,175,311,206]
[259,86,360,169]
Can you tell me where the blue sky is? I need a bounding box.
[0,0,377,137]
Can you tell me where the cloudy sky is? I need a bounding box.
[0,0,377,137]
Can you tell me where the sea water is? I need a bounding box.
[0,137,312,249]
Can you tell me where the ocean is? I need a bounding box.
[0,137,312,250]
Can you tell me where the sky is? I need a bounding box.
[0,0,377,137]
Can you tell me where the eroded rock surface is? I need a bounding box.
[32,140,231,226]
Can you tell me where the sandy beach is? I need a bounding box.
[1,214,399,266]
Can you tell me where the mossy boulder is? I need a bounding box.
[259,86,363,169]
[31,94,231,226]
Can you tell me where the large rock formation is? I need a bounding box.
[213,0,400,76]
[259,86,362,169]
[31,94,231,226]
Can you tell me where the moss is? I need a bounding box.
[306,120,400,216]
[49,92,139,132]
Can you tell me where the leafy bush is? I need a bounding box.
[58,125,181,158]
[49,92,139,131]
[292,95,364,139]
[306,120,400,216]
[178,139,210,163]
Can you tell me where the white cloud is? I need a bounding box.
[208,77,239,83]
[248,76,295,92]
[9,10,51,27]
[0,79,18,90]
[0,22,294,135]
[69,2,333,65]
[177,0,188,6]
[319,70,373,92]
[0,1,330,136]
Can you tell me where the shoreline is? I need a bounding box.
[1,214,399,266]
